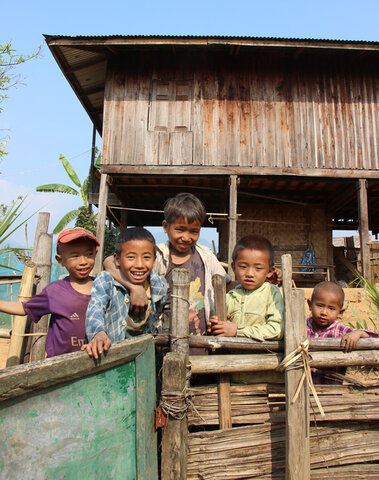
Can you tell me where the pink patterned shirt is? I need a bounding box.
[307,317,378,384]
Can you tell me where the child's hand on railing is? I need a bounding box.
[208,315,237,337]
[340,330,369,352]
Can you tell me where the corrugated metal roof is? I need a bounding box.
[44,34,379,45]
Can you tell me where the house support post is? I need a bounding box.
[94,173,109,275]
[357,179,371,281]
[161,269,190,480]
[228,175,238,278]
[282,254,310,480]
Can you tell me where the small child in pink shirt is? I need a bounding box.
[307,281,378,384]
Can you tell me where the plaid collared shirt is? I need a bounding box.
[86,270,167,342]
[307,317,378,384]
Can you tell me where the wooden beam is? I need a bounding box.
[228,175,238,278]
[101,164,379,179]
[357,179,371,280]
[155,334,379,352]
[189,350,379,374]
[1,336,152,402]
[94,173,109,274]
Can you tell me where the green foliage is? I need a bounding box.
[75,206,97,235]
[36,154,93,233]
[348,266,379,334]
[103,226,120,260]
[0,42,40,159]
[0,197,36,267]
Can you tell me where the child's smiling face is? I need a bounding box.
[56,238,97,283]
[114,239,155,285]
[308,288,344,331]
[232,248,271,291]
[163,217,201,257]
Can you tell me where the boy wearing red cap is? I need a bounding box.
[0,227,99,357]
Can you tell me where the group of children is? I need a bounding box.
[0,192,377,384]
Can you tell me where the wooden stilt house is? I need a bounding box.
[45,35,379,281]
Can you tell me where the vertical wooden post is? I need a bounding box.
[170,269,190,356]
[29,232,53,362]
[282,254,310,480]
[94,172,109,275]
[89,123,97,214]
[6,263,36,367]
[357,178,371,281]
[228,175,238,279]
[24,212,50,363]
[161,268,190,480]
[212,274,232,429]
[120,209,128,230]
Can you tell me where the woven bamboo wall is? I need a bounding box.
[218,202,331,268]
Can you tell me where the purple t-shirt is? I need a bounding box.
[22,277,91,357]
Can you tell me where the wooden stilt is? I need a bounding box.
[228,175,238,279]
[170,269,190,356]
[357,178,371,281]
[94,173,109,274]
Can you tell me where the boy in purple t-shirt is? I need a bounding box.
[0,227,99,357]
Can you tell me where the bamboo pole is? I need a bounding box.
[6,262,36,367]
[29,232,53,362]
[212,274,232,429]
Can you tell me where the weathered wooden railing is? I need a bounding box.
[160,256,379,480]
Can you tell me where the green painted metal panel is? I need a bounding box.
[0,337,157,480]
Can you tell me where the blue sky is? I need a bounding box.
[1,0,378,247]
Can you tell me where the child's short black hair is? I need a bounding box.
[232,235,275,268]
[311,281,345,307]
[163,193,206,225]
[115,227,156,256]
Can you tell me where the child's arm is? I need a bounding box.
[340,330,369,352]
[84,272,114,358]
[0,300,26,316]
[103,255,148,315]
[208,315,237,337]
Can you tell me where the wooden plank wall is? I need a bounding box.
[102,51,379,172]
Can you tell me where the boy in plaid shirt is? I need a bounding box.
[307,281,378,384]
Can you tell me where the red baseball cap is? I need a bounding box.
[57,227,100,248]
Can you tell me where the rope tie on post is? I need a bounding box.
[159,387,205,422]
[278,338,325,417]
